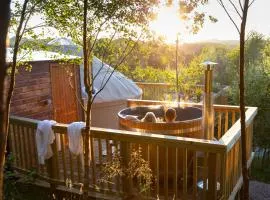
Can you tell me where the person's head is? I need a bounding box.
[165,108,177,122]
[141,112,157,123]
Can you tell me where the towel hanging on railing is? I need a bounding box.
[35,120,57,164]
[67,122,86,155]
[67,122,86,172]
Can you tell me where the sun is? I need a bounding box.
[149,3,184,44]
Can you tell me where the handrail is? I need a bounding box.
[135,82,173,87]
[219,106,257,152]
[127,99,240,111]
[135,82,205,88]
[9,115,226,153]
[90,127,226,153]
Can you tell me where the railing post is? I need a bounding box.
[120,141,132,196]
[83,128,90,198]
[45,139,58,195]
[220,152,227,200]
[207,152,217,199]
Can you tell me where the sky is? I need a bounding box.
[21,0,269,44]
[149,0,270,43]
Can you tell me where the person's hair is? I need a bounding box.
[141,112,157,123]
[165,108,176,122]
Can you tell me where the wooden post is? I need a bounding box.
[207,153,217,199]
[45,139,58,196]
[120,141,131,195]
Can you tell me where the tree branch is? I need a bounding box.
[239,0,244,11]
[91,30,117,85]
[248,0,256,8]
[91,33,142,105]
[7,0,29,114]
[216,0,240,34]
[98,38,132,89]
[19,1,40,38]
[23,23,47,34]
[228,0,242,19]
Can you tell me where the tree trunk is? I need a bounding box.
[239,0,250,199]
[6,0,29,132]
[82,0,92,199]
[0,0,11,199]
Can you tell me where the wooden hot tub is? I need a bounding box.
[118,105,203,138]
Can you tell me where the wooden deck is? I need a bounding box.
[8,99,257,199]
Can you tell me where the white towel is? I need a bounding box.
[67,122,85,155]
[36,120,57,164]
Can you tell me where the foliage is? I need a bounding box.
[99,152,124,184]
[9,0,49,55]
[127,148,153,194]
[4,153,38,200]
[120,31,270,157]
[227,32,270,150]
[178,0,217,34]
[100,148,153,196]
[41,0,158,48]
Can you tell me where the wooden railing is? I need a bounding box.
[135,82,175,101]
[135,82,204,101]
[8,99,257,199]
[136,82,228,104]
[219,106,257,200]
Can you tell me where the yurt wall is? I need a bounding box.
[10,61,82,123]
[80,57,142,129]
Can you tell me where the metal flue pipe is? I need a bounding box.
[202,61,217,140]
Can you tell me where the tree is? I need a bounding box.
[1,0,47,198]
[40,0,158,198]
[176,0,255,198]
[0,1,11,199]
[216,0,254,199]
[228,33,270,174]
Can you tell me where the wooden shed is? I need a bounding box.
[9,50,82,123]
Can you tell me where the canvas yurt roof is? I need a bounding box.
[47,37,82,56]
[47,37,76,46]
[6,48,78,62]
[81,57,142,103]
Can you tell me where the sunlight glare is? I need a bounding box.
[150,2,184,43]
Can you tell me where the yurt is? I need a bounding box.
[81,57,142,129]
[8,47,142,129]
[47,38,142,129]
[7,49,83,123]
[47,37,82,56]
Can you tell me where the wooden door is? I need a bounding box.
[50,64,80,123]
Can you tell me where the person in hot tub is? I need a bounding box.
[165,107,177,122]
[141,112,157,123]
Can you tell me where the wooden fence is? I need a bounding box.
[8,99,257,199]
[135,82,175,101]
[135,82,228,104]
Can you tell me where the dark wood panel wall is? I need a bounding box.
[11,61,53,120]
[10,61,82,121]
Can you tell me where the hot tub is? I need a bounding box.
[118,105,203,138]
